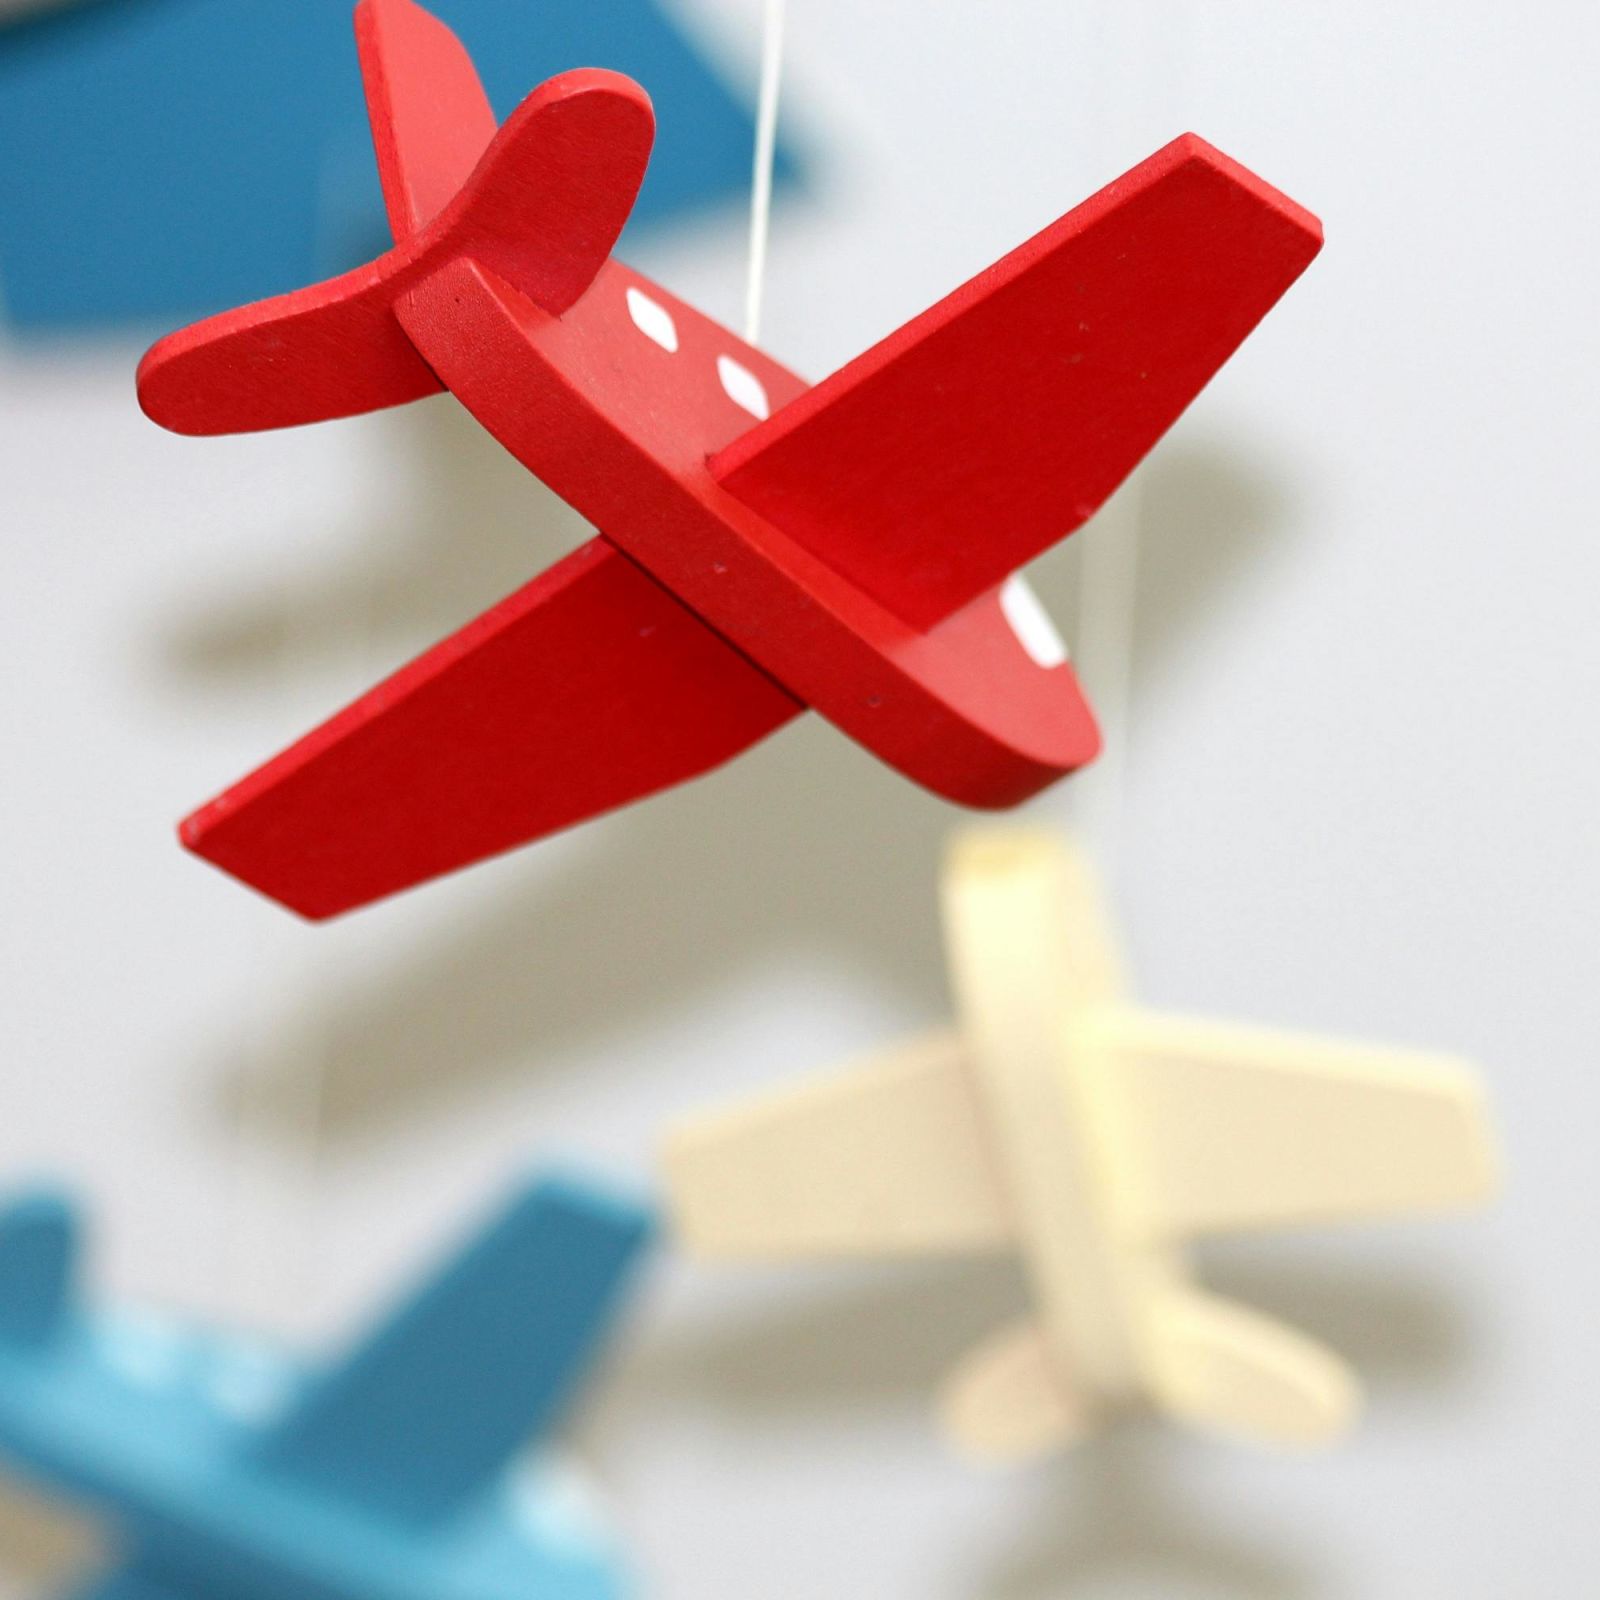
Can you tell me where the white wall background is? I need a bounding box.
[1,0,1596,1594]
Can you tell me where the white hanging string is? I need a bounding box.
[1069,3,1180,886]
[1073,481,1143,879]
[218,3,791,1333]
[219,161,374,1333]
[223,7,793,1327]
[223,570,342,1333]
[744,0,787,344]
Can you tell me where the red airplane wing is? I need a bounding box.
[181,540,800,919]
[711,134,1322,632]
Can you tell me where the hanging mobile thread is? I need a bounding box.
[220,583,335,1331]
[219,0,795,1329]
[1068,3,1178,885]
[1078,6,1222,897]
[744,0,787,345]
[1072,487,1142,876]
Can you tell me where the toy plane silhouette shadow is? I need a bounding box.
[138,0,1321,921]
[160,442,1294,1162]
[0,1174,652,1600]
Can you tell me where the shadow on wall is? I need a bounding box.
[157,398,1300,720]
[978,1248,1488,1598]
[154,400,595,691]
[127,403,1498,1597]
[205,716,960,1145]
[148,401,1301,1149]
[976,1438,1319,1600]
[604,1259,1035,1426]
[587,1248,1487,1597]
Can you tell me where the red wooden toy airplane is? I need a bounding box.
[138,0,1322,919]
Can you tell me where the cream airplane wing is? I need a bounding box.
[665,1031,1012,1258]
[1085,1013,1499,1243]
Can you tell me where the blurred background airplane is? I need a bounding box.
[668,830,1498,1458]
[0,1174,652,1600]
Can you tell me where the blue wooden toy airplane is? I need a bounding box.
[0,0,795,330]
[0,1173,653,1600]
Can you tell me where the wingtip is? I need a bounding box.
[1165,131,1324,254]
[516,64,658,189]
[537,64,655,120]
[352,0,399,28]
[135,335,230,438]
[0,1188,80,1346]
[354,0,425,23]
[134,347,169,431]
[523,1172,658,1257]
[135,335,203,436]
[177,806,338,923]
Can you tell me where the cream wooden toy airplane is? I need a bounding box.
[666,829,1499,1460]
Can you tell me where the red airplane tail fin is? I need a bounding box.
[137,2,653,438]
[355,0,501,243]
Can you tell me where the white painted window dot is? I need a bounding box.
[625,287,678,352]
[1000,575,1068,669]
[717,354,769,420]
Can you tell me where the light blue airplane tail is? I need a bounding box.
[253,1173,653,1522]
[0,1188,78,1346]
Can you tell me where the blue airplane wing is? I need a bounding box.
[0,0,799,331]
[57,1563,193,1600]
[251,1175,652,1522]
[0,1189,76,1344]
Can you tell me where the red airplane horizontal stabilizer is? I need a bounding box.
[711,134,1323,631]
[136,63,654,437]
[181,540,800,919]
